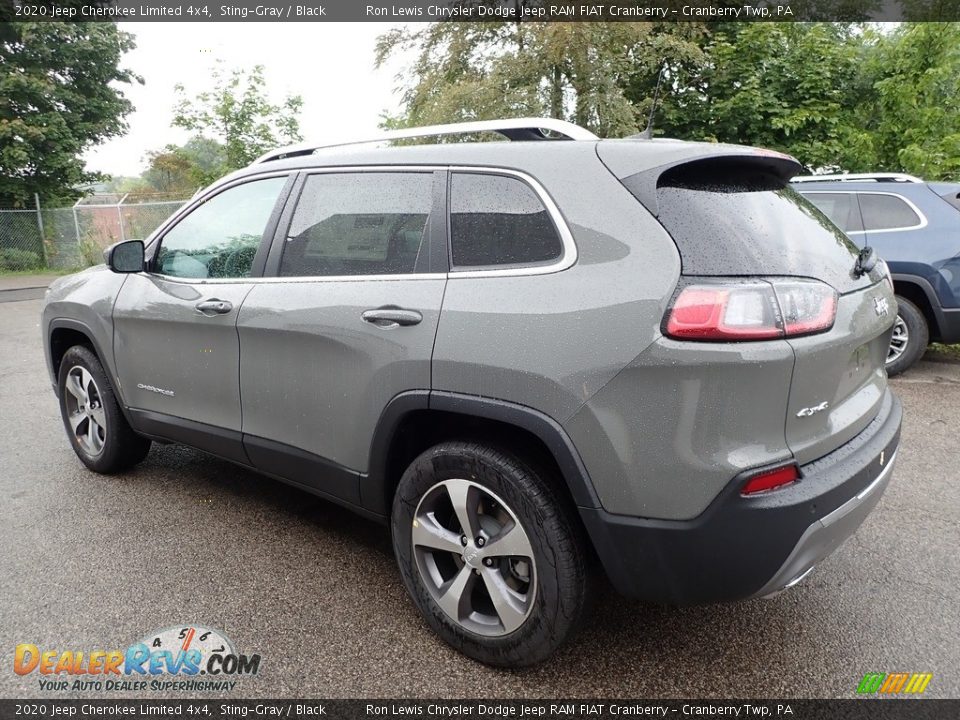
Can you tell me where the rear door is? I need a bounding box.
[236,169,447,505]
[113,175,291,460]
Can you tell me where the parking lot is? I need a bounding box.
[1,284,958,698]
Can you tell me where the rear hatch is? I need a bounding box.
[602,144,895,464]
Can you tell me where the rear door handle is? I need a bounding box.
[361,307,422,327]
[195,299,234,315]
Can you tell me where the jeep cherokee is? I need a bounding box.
[42,118,902,667]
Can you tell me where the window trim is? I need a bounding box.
[145,170,295,284]
[446,166,577,278]
[145,164,577,284]
[801,190,927,235]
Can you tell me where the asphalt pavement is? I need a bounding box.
[1,289,958,699]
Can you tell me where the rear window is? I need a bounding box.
[858,193,922,231]
[450,172,562,268]
[625,159,868,292]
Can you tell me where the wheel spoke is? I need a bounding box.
[480,566,529,634]
[88,416,103,444]
[90,406,107,429]
[435,564,475,622]
[65,373,86,403]
[68,411,86,434]
[482,522,533,560]
[444,480,481,539]
[412,513,464,555]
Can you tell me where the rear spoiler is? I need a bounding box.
[597,140,802,217]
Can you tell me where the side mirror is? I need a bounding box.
[104,240,145,274]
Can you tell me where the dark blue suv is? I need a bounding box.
[793,174,960,375]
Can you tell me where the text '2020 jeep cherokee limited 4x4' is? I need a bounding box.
[42,118,902,667]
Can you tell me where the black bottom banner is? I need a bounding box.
[0,700,956,720]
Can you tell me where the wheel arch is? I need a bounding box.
[361,390,602,518]
[891,274,943,340]
[47,319,132,422]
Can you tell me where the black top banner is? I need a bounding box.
[4,0,960,22]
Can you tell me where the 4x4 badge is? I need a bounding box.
[797,401,829,417]
[874,296,890,316]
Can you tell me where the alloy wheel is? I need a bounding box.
[887,314,909,365]
[64,366,106,456]
[411,478,536,636]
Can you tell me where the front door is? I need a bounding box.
[237,170,447,504]
[113,175,291,459]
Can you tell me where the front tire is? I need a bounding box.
[886,296,928,376]
[57,345,151,473]
[392,441,591,667]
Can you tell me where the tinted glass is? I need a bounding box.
[859,193,921,231]
[633,159,871,292]
[450,173,562,268]
[280,173,432,277]
[803,192,862,232]
[156,177,286,279]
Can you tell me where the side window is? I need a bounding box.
[156,177,286,279]
[450,172,563,268]
[279,172,432,277]
[858,193,922,231]
[803,192,863,232]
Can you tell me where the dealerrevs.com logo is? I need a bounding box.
[14,625,261,692]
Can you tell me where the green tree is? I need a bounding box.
[845,22,960,179]
[0,23,140,207]
[376,21,705,138]
[144,136,228,194]
[173,64,303,170]
[658,23,867,172]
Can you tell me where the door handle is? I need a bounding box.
[195,299,234,315]
[361,307,423,327]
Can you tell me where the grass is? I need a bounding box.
[0,267,81,277]
[928,343,960,360]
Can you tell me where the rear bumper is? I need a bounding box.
[579,389,902,604]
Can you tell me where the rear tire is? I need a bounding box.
[886,296,928,376]
[391,441,591,667]
[57,345,151,473]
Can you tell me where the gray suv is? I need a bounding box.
[41,119,902,667]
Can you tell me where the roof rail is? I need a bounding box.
[253,117,599,164]
[792,172,923,184]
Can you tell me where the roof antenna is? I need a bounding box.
[637,63,667,140]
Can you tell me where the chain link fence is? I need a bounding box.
[0,198,188,272]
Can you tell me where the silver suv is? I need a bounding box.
[42,118,902,667]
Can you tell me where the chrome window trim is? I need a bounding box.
[148,164,577,284]
[799,190,928,235]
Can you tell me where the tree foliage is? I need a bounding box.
[376,21,705,138]
[0,23,140,207]
[144,137,228,194]
[172,64,303,170]
[380,21,960,180]
[659,23,867,172]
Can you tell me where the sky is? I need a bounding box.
[84,23,409,178]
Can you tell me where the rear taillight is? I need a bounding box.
[741,464,800,496]
[665,279,837,341]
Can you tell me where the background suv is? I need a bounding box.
[793,173,960,374]
[42,119,901,666]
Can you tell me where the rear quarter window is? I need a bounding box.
[449,172,563,269]
[858,193,923,231]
